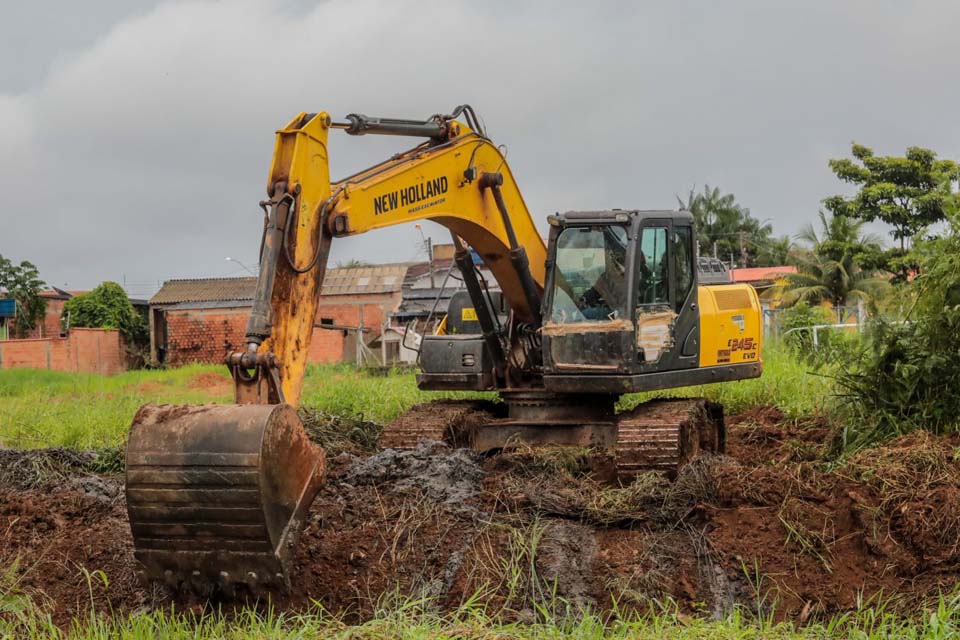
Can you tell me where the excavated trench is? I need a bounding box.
[3,406,960,627]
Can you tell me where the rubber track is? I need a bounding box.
[378,398,724,481]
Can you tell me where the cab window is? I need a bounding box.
[638,227,668,305]
[549,225,629,323]
[672,226,694,311]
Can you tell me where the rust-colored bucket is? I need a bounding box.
[125,403,324,593]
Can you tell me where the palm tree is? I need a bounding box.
[754,235,793,267]
[796,210,882,264]
[770,212,889,307]
[676,184,772,265]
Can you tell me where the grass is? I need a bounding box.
[0,342,830,451]
[619,340,835,419]
[0,363,489,450]
[0,364,231,449]
[7,591,960,638]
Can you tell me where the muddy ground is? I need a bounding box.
[3,406,960,627]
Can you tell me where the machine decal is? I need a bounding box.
[461,307,478,321]
[727,337,755,352]
[731,314,745,332]
[374,175,449,215]
[717,349,731,364]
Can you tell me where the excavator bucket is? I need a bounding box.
[125,403,324,594]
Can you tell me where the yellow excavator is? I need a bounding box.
[125,106,763,594]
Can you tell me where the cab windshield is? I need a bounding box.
[549,225,629,324]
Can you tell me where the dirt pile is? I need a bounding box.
[3,407,960,626]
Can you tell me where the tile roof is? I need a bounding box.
[150,263,415,306]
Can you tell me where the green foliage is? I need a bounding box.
[770,211,890,307]
[838,215,960,447]
[0,255,47,338]
[676,184,776,267]
[753,235,793,267]
[779,302,861,368]
[62,282,148,356]
[780,302,834,350]
[825,143,960,262]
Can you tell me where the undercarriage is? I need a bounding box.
[379,394,725,482]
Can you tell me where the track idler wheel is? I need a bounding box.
[125,403,325,594]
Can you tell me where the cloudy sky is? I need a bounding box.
[2,0,958,297]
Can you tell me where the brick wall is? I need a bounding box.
[163,307,249,367]
[159,292,401,366]
[0,328,124,374]
[34,298,66,338]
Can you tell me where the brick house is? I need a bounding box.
[10,288,85,339]
[9,287,146,341]
[149,264,412,367]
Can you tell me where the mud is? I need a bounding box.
[3,407,960,626]
[339,441,485,508]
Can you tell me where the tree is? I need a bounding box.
[770,211,889,308]
[824,143,960,256]
[63,282,148,348]
[0,255,47,338]
[796,210,883,264]
[837,212,960,445]
[753,235,793,267]
[676,184,773,267]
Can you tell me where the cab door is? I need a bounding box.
[635,219,699,373]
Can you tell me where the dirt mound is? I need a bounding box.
[704,409,960,619]
[3,407,960,626]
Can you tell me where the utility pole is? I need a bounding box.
[356,305,364,369]
[713,240,718,259]
[427,237,435,288]
[414,224,435,288]
[739,231,748,268]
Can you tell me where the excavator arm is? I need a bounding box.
[125,106,550,594]
[244,109,546,406]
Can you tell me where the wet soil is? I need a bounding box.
[3,407,960,626]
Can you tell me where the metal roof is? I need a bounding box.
[320,263,413,295]
[150,277,257,305]
[151,263,414,306]
[729,266,797,283]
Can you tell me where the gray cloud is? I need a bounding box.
[2,0,959,297]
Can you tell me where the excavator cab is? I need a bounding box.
[541,210,700,382]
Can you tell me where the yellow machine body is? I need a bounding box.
[697,284,763,367]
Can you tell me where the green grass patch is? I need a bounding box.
[299,363,493,423]
[0,343,831,451]
[0,364,232,449]
[7,594,960,639]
